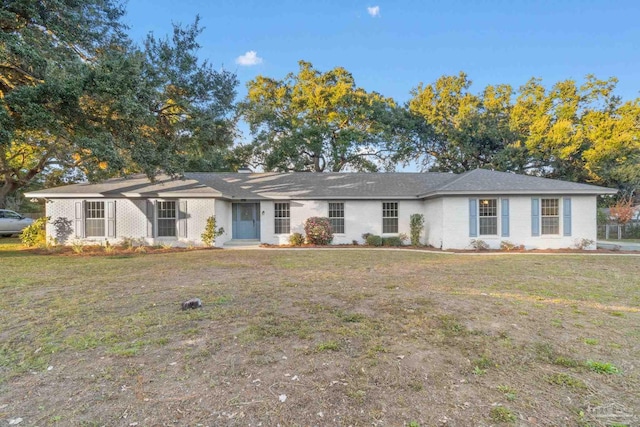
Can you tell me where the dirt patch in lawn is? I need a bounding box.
[0,250,638,426]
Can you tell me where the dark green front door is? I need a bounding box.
[232,203,260,239]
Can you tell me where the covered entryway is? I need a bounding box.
[232,203,260,240]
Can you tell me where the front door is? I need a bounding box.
[232,203,260,239]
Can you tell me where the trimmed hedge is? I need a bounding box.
[365,234,383,246]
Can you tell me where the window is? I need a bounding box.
[328,202,344,234]
[382,202,398,233]
[85,201,105,237]
[274,202,290,234]
[157,201,177,237]
[478,199,498,235]
[541,198,559,235]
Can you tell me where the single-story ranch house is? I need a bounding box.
[25,169,617,250]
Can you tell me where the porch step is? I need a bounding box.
[223,239,261,248]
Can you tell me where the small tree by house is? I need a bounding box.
[201,216,225,246]
[410,214,425,246]
[609,197,636,224]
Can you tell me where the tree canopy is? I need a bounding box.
[239,60,403,172]
[403,73,640,196]
[0,1,237,208]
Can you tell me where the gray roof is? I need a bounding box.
[419,169,617,197]
[25,174,222,198]
[25,169,617,200]
[185,172,456,199]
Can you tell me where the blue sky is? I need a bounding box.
[124,0,639,107]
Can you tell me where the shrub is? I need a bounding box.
[201,215,225,246]
[104,240,116,254]
[120,236,135,250]
[304,217,333,245]
[500,241,524,251]
[409,213,424,246]
[574,238,595,250]
[20,216,49,247]
[382,236,403,246]
[366,234,383,246]
[289,232,305,246]
[470,239,489,251]
[398,232,409,244]
[71,240,84,254]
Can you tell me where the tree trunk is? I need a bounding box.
[0,179,19,209]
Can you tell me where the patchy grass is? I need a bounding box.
[0,242,639,426]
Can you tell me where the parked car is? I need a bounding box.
[0,209,35,237]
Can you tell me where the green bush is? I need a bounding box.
[20,216,49,247]
[409,213,424,246]
[382,236,403,246]
[365,234,383,246]
[304,217,333,245]
[289,232,305,246]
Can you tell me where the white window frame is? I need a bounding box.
[85,201,106,237]
[328,202,345,234]
[157,200,177,237]
[478,199,498,236]
[382,202,398,234]
[274,202,290,234]
[541,198,560,235]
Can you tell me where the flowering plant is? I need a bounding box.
[304,217,334,245]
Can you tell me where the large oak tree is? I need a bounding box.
[239,61,403,172]
[0,1,237,208]
[406,73,639,196]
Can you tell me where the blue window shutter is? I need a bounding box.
[146,200,155,238]
[469,199,478,237]
[501,199,510,237]
[531,198,540,236]
[107,201,116,238]
[178,200,187,238]
[563,197,572,236]
[75,201,85,238]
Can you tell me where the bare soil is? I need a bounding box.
[0,244,638,426]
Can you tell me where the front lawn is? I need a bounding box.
[0,243,638,425]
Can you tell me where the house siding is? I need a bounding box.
[43,193,599,250]
[439,195,597,250]
[46,198,220,247]
[257,200,424,245]
[424,198,443,248]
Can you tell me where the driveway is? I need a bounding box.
[597,240,640,251]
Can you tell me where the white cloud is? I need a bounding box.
[235,51,263,66]
[367,6,380,17]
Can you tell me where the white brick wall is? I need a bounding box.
[424,198,443,248]
[257,199,424,245]
[45,194,599,250]
[214,200,232,247]
[439,195,598,250]
[46,198,219,247]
